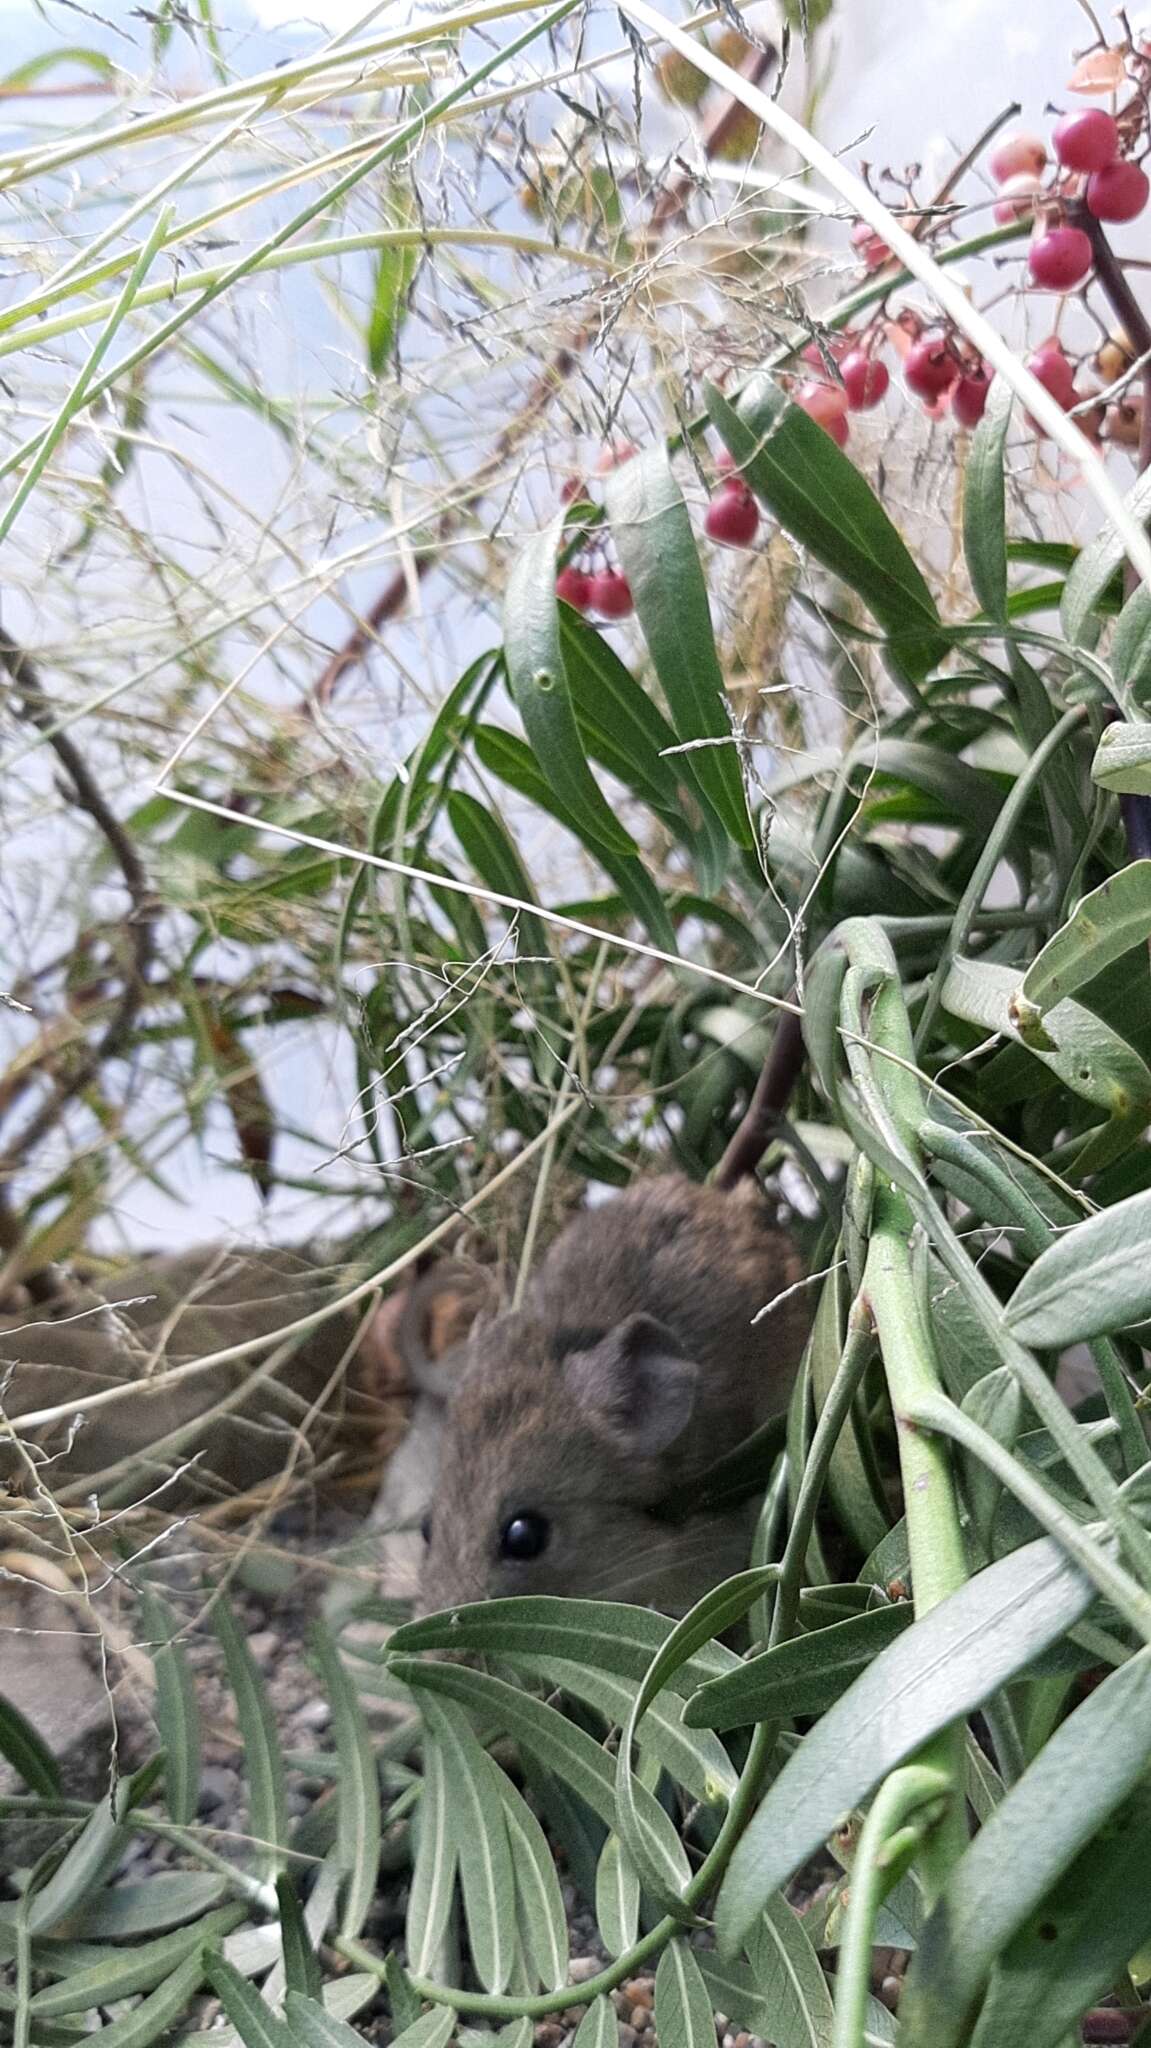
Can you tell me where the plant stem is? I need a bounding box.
[831,1764,951,2048]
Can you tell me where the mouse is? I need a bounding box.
[407,1169,809,1618]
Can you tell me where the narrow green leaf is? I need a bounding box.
[65,1947,211,2048]
[1062,463,1151,645]
[493,1773,568,1990]
[504,515,638,857]
[276,1876,322,2001]
[389,1596,738,1688]
[29,1905,245,2016]
[512,1652,737,1804]
[684,1604,913,1732]
[747,1894,835,2048]
[405,1707,458,1980]
[655,1939,719,2048]
[968,1780,1151,2048]
[309,1620,380,1940]
[560,606,683,815]
[900,1646,1151,2048]
[284,1989,378,2048]
[715,1536,1100,1952]
[1091,720,1151,792]
[213,1593,287,1884]
[203,1952,294,2048]
[56,1872,225,1937]
[392,1657,690,1898]
[942,954,1151,1115]
[1022,861,1151,1013]
[959,1368,1022,1550]
[705,375,947,681]
[0,1692,61,1796]
[572,1996,618,2048]
[387,1952,421,2033]
[139,1582,200,1827]
[418,1695,517,1994]
[28,1757,163,1935]
[962,377,1012,622]
[1004,1183,1151,1346]
[446,788,545,953]
[389,2001,458,2048]
[595,1831,640,1958]
[1110,582,1151,709]
[604,445,752,846]
[367,195,419,374]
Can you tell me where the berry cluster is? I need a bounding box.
[984,108,1150,294]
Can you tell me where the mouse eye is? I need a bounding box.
[419,1512,433,1546]
[498,1511,550,1562]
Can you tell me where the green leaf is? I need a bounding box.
[308,1621,380,1941]
[276,1876,322,2002]
[389,2003,458,2048]
[27,1758,164,1935]
[747,1894,835,2048]
[389,1596,737,1688]
[1063,464,1151,645]
[715,1535,1102,1952]
[503,515,638,857]
[367,193,419,374]
[493,1773,568,1990]
[684,1604,913,1731]
[472,724,678,951]
[1004,1183,1151,1346]
[604,445,752,847]
[0,1692,61,1797]
[446,788,545,952]
[560,607,684,817]
[968,1780,1151,2048]
[942,954,1151,1115]
[1110,583,1151,710]
[139,1582,200,1827]
[959,1368,1022,1550]
[655,1938,719,2048]
[963,376,1012,621]
[1092,720,1151,793]
[417,1695,517,1994]
[705,375,947,681]
[900,1645,1151,2048]
[283,1991,369,2048]
[595,1832,640,1958]
[213,1593,287,1885]
[1022,861,1151,1013]
[1,45,115,86]
[391,1657,690,1899]
[572,1996,618,2048]
[29,1906,245,2016]
[203,1953,293,2048]
[53,1872,225,1938]
[64,1947,212,2048]
[511,1652,736,1804]
[405,1704,458,1981]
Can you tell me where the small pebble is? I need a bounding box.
[294,1698,331,1731]
[534,2025,565,2048]
[622,1982,653,2010]
[247,1631,279,1664]
[197,1765,238,1814]
[569,1958,601,1984]
[617,2029,637,2048]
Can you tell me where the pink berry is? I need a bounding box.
[840,350,890,410]
[1053,108,1119,173]
[951,369,991,428]
[994,174,1042,224]
[593,440,638,475]
[988,132,1048,185]
[1086,159,1151,223]
[556,565,593,611]
[1028,225,1093,290]
[850,219,891,271]
[704,484,760,548]
[904,331,958,400]
[1026,342,1076,407]
[589,569,633,618]
[795,381,850,446]
[801,335,848,369]
[559,476,585,505]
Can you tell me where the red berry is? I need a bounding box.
[556,565,593,611]
[593,440,638,475]
[795,381,850,446]
[850,219,891,271]
[1086,159,1151,223]
[993,173,1042,224]
[559,476,585,505]
[988,132,1048,185]
[1028,225,1093,290]
[840,350,890,410]
[951,369,991,428]
[904,331,958,400]
[1026,341,1076,407]
[704,484,759,548]
[589,569,633,618]
[801,335,848,370]
[1053,108,1119,173]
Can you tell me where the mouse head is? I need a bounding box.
[415,1307,742,1616]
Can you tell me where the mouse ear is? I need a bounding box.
[393,1261,498,1397]
[565,1313,699,1456]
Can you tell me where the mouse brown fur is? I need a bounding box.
[413,1173,808,1617]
